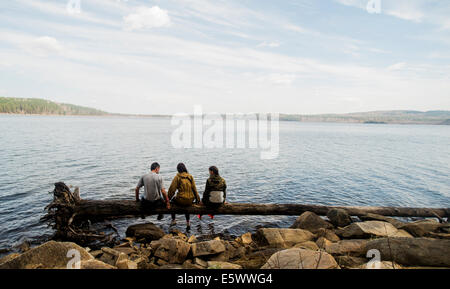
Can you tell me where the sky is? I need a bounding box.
[0,0,450,115]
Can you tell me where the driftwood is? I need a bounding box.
[42,182,449,243]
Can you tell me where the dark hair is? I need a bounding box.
[209,166,219,175]
[177,163,188,173]
[150,162,160,171]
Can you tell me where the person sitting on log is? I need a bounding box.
[168,163,200,230]
[135,162,170,220]
[198,166,227,220]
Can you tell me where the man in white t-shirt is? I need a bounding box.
[135,162,170,220]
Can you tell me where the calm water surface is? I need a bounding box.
[0,115,449,250]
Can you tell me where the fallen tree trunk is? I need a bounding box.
[73,199,450,219]
[42,183,449,245]
[44,182,449,222]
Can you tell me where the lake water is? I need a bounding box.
[0,115,449,250]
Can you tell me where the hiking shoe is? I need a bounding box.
[157,214,164,221]
[197,214,202,220]
[208,214,214,219]
[170,219,177,226]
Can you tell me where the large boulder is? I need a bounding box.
[126,223,165,242]
[327,209,352,227]
[253,228,315,248]
[0,241,93,269]
[364,237,450,267]
[399,220,449,237]
[290,211,333,232]
[151,238,191,264]
[191,240,226,257]
[336,256,367,269]
[359,213,405,228]
[0,253,21,265]
[261,248,339,269]
[337,221,413,239]
[80,259,116,269]
[324,240,368,256]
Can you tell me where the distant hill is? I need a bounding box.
[280,110,450,125]
[1,97,449,125]
[0,97,107,116]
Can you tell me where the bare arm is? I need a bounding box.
[136,176,144,202]
[191,177,201,204]
[161,188,170,209]
[135,187,140,202]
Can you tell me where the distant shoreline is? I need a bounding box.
[1,97,449,125]
[1,112,449,125]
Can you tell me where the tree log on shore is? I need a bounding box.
[42,182,449,244]
[74,200,449,218]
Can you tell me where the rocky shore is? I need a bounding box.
[1,209,449,269]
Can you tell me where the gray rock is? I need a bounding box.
[261,248,339,269]
[152,238,191,264]
[80,259,116,269]
[0,241,93,269]
[337,221,413,239]
[336,256,368,269]
[327,209,352,227]
[191,240,226,257]
[315,228,340,242]
[324,239,368,256]
[399,221,449,237]
[253,228,315,248]
[364,237,450,267]
[290,211,333,232]
[360,213,405,228]
[126,222,165,242]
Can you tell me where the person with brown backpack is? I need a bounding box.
[168,163,200,230]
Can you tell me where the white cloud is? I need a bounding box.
[335,0,449,28]
[257,41,280,48]
[21,36,63,57]
[123,6,171,31]
[387,62,406,71]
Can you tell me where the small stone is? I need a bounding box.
[116,259,138,269]
[80,259,116,269]
[193,257,208,268]
[240,232,253,245]
[191,240,226,257]
[156,259,168,266]
[316,237,332,249]
[315,228,340,242]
